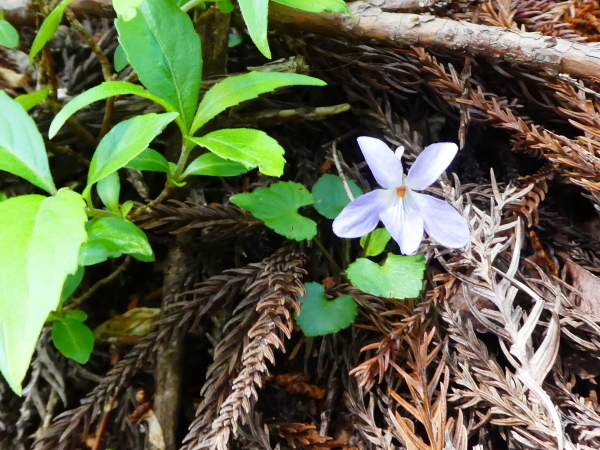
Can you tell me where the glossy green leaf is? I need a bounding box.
[51,319,94,364]
[230,181,316,240]
[116,0,202,129]
[0,91,56,194]
[0,189,87,394]
[296,282,357,337]
[216,0,234,13]
[79,217,154,266]
[0,20,19,48]
[49,81,179,138]
[87,112,178,187]
[60,266,85,302]
[14,87,50,111]
[182,152,251,178]
[125,148,170,172]
[97,171,120,212]
[360,228,392,258]
[113,0,146,21]
[190,71,326,133]
[29,0,76,60]
[238,0,270,58]
[188,128,285,177]
[346,254,426,299]
[113,44,129,71]
[312,174,363,219]
[272,0,351,13]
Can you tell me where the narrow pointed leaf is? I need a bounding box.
[124,148,170,172]
[29,0,76,60]
[0,91,56,194]
[0,20,19,48]
[238,0,270,58]
[188,128,285,177]
[49,81,179,138]
[97,171,121,213]
[182,152,251,178]
[15,87,50,111]
[116,0,202,129]
[0,189,87,394]
[190,72,326,133]
[272,0,350,13]
[87,112,178,186]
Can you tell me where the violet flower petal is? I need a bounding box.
[333,190,386,238]
[414,193,470,248]
[379,193,424,255]
[357,136,403,190]
[405,142,458,191]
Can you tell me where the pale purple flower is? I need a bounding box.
[333,137,470,255]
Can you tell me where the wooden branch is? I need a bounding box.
[270,1,600,80]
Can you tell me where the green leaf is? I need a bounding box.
[182,152,251,178]
[116,0,202,130]
[360,228,392,258]
[51,319,94,364]
[0,20,19,48]
[0,91,56,194]
[190,71,326,134]
[312,174,363,219]
[216,0,234,13]
[125,148,170,172]
[0,189,87,394]
[64,309,88,322]
[87,112,178,187]
[49,81,179,138]
[14,87,50,111]
[113,0,146,21]
[230,181,316,240]
[188,128,284,177]
[296,282,357,337]
[60,266,85,302]
[272,0,351,13]
[113,44,129,71]
[346,254,426,299]
[79,217,154,266]
[97,171,120,212]
[238,0,270,58]
[29,0,76,60]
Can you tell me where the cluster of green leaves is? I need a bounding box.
[0,0,332,394]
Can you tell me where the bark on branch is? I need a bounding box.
[270,1,600,80]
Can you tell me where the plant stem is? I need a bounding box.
[313,236,343,275]
[181,0,205,13]
[361,232,372,258]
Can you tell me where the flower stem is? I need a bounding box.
[361,232,372,258]
[312,236,343,275]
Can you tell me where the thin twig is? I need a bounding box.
[66,256,131,310]
[91,394,118,450]
[331,143,355,201]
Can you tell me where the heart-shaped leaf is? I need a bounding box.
[296,282,358,337]
[346,253,426,299]
[312,174,363,219]
[360,228,392,257]
[230,181,316,241]
[0,189,87,394]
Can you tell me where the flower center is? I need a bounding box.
[396,186,407,198]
